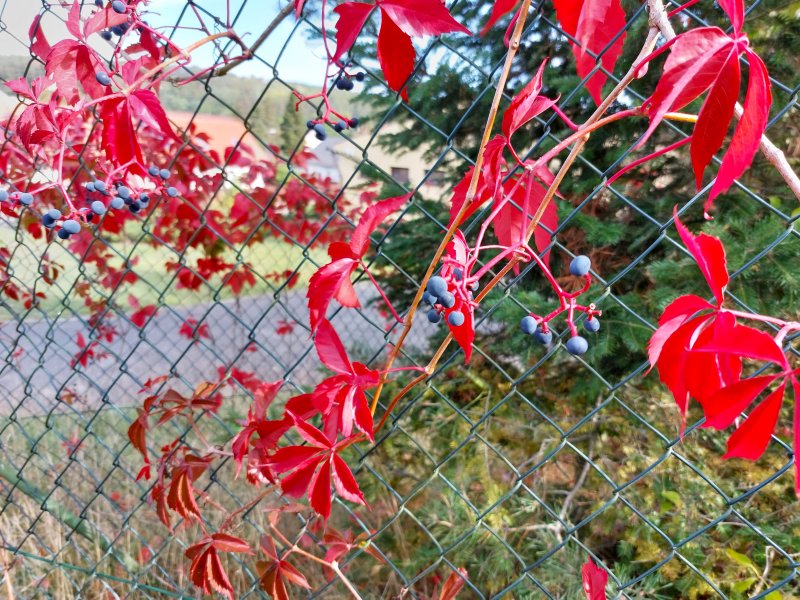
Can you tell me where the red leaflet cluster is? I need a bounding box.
[582,558,609,599]
[480,0,627,104]
[333,0,470,100]
[634,0,771,214]
[650,211,800,490]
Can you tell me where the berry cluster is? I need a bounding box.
[306,117,359,141]
[97,1,132,40]
[12,164,179,242]
[423,273,472,327]
[518,255,601,356]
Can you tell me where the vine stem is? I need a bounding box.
[268,524,361,598]
[373,259,520,436]
[370,4,663,424]
[369,0,536,415]
[647,0,800,202]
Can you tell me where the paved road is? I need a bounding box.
[0,286,429,417]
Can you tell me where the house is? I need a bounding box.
[167,111,272,163]
[304,121,449,195]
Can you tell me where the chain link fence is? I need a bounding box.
[0,0,798,598]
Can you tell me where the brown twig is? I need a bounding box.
[647,0,800,201]
[369,0,536,415]
[211,3,295,78]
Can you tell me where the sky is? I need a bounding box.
[0,0,329,86]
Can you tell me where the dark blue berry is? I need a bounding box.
[95,71,111,86]
[566,336,589,355]
[333,120,347,133]
[117,185,130,199]
[166,187,178,197]
[85,182,95,192]
[427,309,442,324]
[343,79,355,91]
[569,255,591,277]
[313,124,327,141]
[138,193,149,205]
[19,193,33,206]
[355,72,366,82]
[148,165,159,177]
[47,209,61,220]
[534,328,553,345]
[453,268,463,281]
[348,117,359,128]
[86,213,94,222]
[95,0,103,7]
[584,317,600,333]
[57,229,70,240]
[110,25,123,36]
[427,276,447,298]
[0,190,7,202]
[448,311,465,326]
[422,291,436,305]
[111,0,126,14]
[306,120,315,129]
[63,219,81,235]
[110,196,124,210]
[129,202,140,213]
[94,180,107,194]
[100,30,112,41]
[159,169,170,180]
[42,213,56,228]
[439,292,455,309]
[91,200,106,215]
[520,316,537,335]
[335,78,348,90]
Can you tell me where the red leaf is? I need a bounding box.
[659,294,715,327]
[673,209,728,306]
[130,90,177,140]
[792,376,800,495]
[501,60,557,139]
[349,193,410,257]
[66,1,83,39]
[271,446,320,475]
[696,321,787,367]
[690,50,740,190]
[493,175,556,267]
[210,533,252,554]
[333,2,374,62]
[707,51,771,210]
[279,456,322,498]
[332,454,366,505]
[84,5,130,38]
[377,10,415,101]
[700,374,778,430]
[724,382,785,460]
[553,0,627,104]
[683,314,742,403]
[480,0,518,36]
[648,296,713,369]
[379,0,470,38]
[581,558,608,600]
[29,15,52,60]
[718,0,744,33]
[100,97,143,167]
[314,319,353,374]
[307,257,359,333]
[641,28,734,145]
[446,296,475,363]
[310,457,333,518]
[46,41,105,103]
[130,305,156,328]
[655,315,710,417]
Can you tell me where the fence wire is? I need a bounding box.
[0,0,798,598]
